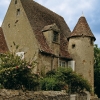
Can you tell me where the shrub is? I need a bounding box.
[40,67,91,93]
[0,52,39,90]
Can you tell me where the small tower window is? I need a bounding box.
[17,9,20,15]
[15,0,17,4]
[72,44,75,49]
[53,31,59,42]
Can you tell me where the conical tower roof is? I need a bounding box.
[68,16,96,41]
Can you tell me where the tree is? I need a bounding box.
[94,44,100,97]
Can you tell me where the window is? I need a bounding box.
[68,61,75,71]
[16,52,24,59]
[72,44,75,49]
[15,0,17,4]
[59,61,66,67]
[53,31,59,42]
[17,9,20,15]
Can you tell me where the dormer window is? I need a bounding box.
[53,31,59,43]
[42,23,60,44]
[17,9,20,15]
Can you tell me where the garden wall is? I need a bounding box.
[0,89,90,100]
[0,89,69,100]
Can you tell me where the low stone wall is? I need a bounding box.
[0,89,70,100]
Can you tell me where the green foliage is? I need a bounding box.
[56,67,91,93]
[0,52,39,90]
[40,76,66,91]
[40,69,66,91]
[94,44,100,97]
[0,53,26,69]
[40,67,91,93]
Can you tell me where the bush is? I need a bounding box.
[0,52,39,90]
[40,67,91,93]
[40,76,66,91]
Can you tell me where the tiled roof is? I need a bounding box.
[0,27,8,53]
[68,16,96,41]
[20,0,72,59]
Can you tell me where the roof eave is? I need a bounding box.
[67,35,96,41]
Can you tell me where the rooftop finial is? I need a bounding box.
[82,11,84,17]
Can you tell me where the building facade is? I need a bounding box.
[0,0,95,94]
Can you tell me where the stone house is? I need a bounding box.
[0,0,96,94]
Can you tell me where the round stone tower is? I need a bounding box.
[68,16,96,93]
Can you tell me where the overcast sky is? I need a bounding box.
[0,0,100,47]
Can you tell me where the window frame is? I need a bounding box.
[52,31,59,43]
[59,60,66,67]
[16,9,20,16]
[68,61,75,71]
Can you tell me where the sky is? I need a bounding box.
[0,0,100,47]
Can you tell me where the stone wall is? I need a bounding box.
[0,89,90,100]
[0,89,70,100]
[91,99,100,100]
